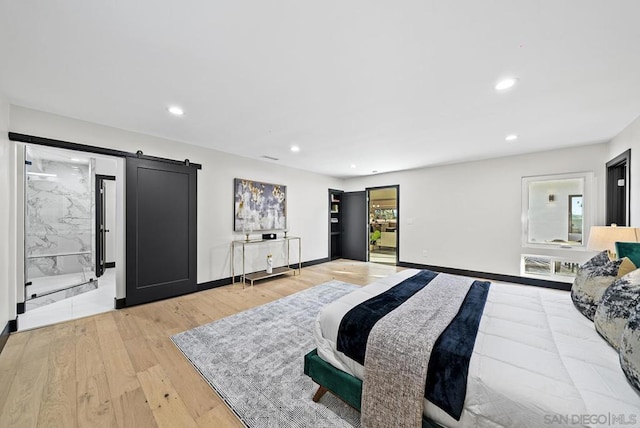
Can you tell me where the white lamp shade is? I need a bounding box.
[587,226,639,253]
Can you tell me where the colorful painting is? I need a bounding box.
[234,178,286,232]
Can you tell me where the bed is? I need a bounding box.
[305,268,640,427]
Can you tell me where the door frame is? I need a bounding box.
[95,174,116,277]
[366,184,400,265]
[20,144,122,318]
[606,149,631,226]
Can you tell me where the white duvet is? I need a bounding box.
[314,269,640,428]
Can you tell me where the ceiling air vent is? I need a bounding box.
[261,155,279,161]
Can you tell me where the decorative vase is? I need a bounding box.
[266,254,273,274]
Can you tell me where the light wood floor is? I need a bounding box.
[0,260,402,428]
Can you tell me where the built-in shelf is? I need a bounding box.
[329,189,343,260]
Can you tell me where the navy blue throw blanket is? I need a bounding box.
[336,270,490,421]
[336,270,438,365]
[425,280,490,420]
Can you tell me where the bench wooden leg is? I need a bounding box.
[312,385,329,402]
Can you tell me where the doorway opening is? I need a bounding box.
[20,144,121,331]
[368,185,399,265]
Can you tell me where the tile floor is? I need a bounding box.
[18,268,116,331]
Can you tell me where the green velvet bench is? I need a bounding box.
[304,348,442,428]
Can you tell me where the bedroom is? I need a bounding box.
[2,1,640,426]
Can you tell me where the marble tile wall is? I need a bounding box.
[26,156,95,286]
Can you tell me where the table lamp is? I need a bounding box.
[587,225,639,259]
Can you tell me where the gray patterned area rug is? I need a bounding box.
[171,280,361,427]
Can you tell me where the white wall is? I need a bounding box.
[608,114,640,226]
[5,104,626,294]
[9,106,343,287]
[0,92,14,330]
[344,144,608,277]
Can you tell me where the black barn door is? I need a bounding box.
[126,157,198,306]
[341,191,367,261]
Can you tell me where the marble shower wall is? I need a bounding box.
[26,155,95,284]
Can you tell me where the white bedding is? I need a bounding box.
[314,269,640,427]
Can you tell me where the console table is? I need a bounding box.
[231,236,301,287]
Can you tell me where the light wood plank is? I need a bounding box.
[36,323,78,428]
[146,335,219,421]
[95,313,141,428]
[111,309,145,342]
[75,317,118,428]
[77,371,118,428]
[0,329,30,413]
[112,387,157,428]
[0,327,56,428]
[75,318,106,380]
[0,357,49,428]
[137,365,198,428]
[96,314,139,399]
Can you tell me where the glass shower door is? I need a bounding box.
[24,146,97,309]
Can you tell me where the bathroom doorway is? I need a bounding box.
[367,185,399,265]
[20,145,121,330]
[606,149,630,227]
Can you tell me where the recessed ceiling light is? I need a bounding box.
[505,134,518,141]
[290,145,300,152]
[495,77,517,91]
[350,164,356,169]
[168,106,184,116]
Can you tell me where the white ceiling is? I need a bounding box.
[1,1,640,178]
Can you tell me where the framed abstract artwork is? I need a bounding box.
[233,178,287,232]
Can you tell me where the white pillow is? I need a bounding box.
[595,268,640,350]
[620,304,640,392]
[571,256,635,321]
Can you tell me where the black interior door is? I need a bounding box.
[125,157,198,306]
[341,191,367,261]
